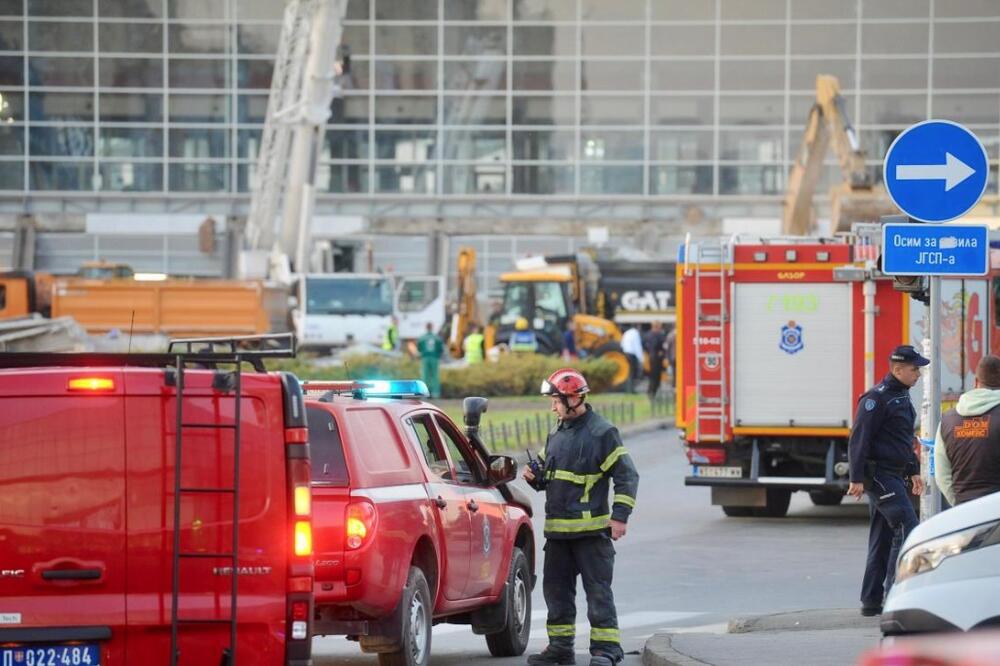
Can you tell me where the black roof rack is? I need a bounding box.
[0,333,297,373]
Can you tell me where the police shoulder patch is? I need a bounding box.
[864,398,877,412]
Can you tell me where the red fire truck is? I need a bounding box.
[677,234,1000,518]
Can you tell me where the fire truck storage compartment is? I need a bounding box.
[733,282,852,428]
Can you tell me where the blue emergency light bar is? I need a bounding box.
[359,379,430,398]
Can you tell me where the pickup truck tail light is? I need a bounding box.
[346,500,377,550]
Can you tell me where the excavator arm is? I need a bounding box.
[449,247,479,358]
[782,75,891,235]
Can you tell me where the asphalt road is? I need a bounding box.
[313,426,871,665]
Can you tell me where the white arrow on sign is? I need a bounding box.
[895,152,976,191]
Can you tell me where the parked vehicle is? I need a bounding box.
[0,334,315,666]
[304,379,535,666]
[881,490,1000,636]
[294,274,445,352]
[858,629,1000,666]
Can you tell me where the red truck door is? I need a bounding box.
[122,368,290,665]
[405,413,472,601]
[0,368,127,664]
[432,415,507,599]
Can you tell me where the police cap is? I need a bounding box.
[890,345,930,367]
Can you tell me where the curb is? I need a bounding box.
[642,609,880,666]
[642,633,713,666]
[727,609,878,634]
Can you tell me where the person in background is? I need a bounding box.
[643,321,667,400]
[936,354,1000,507]
[562,321,578,361]
[510,317,539,353]
[417,321,444,399]
[463,323,485,365]
[382,316,399,352]
[848,345,925,617]
[620,325,644,395]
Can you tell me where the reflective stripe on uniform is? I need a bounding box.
[552,469,604,486]
[547,624,576,637]
[544,514,610,533]
[600,446,628,472]
[613,493,636,508]
[590,627,621,644]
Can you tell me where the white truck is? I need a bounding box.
[294,273,445,351]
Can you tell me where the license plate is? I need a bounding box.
[1,644,100,666]
[692,465,743,479]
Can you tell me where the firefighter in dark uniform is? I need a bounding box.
[522,368,639,666]
[848,345,926,617]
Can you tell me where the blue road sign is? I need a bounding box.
[881,223,989,276]
[883,120,988,223]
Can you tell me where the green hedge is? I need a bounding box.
[266,353,619,397]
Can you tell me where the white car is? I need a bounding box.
[882,491,1000,635]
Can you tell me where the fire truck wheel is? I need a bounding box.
[379,567,432,666]
[721,505,754,517]
[809,490,844,506]
[752,489,791,518]
[593,342,632,390]
[486,547,531,657]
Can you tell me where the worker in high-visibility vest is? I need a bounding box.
[382,316,399,352]
[510,317,538,353]
[463,324,485,364]
[416,321,444,398]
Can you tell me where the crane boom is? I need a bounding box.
[244,0,347,280]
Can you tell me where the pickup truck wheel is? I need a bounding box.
[379,567,432,666]
[485,547,531,657]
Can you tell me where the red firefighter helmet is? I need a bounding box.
[540,368,590,398]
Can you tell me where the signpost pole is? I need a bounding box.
[921,277,943,519]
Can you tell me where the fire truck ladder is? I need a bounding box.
[168,333,296,666]
[686,236,734,442]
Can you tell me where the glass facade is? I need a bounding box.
[0,0,998,202]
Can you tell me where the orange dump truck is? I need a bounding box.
[1,271,281,337]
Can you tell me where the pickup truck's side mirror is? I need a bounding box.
[487,454,517,485]
[463,397,489,429]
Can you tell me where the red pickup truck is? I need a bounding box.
[304,380,535,666]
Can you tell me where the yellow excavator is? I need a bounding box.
[484,251,675,390]
[783,75,897,235]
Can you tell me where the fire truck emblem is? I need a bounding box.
[702,354,720,371]
[779,320,804,355]
[482,520,491,554]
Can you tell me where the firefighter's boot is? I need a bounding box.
[526,647,576,665]
[588,654,616,666]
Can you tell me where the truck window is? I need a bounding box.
[307,406,349,485]
[434,415,483,485]
[500,282,531,325]
[305,277,393,316]
[398,280,440,312]
[534,282,568,318]
[346,408,410,472]
[406,414,452,480]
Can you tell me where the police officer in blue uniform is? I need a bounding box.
[848,345,926,617]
